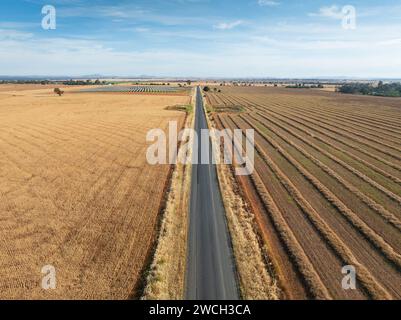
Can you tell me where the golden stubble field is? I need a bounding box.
[0,86,189,299]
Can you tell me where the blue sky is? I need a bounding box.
[0,0,401,77]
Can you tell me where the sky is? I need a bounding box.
[0,0,401,78]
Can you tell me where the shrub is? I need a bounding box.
[54,88,64,96]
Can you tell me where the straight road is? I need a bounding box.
[185,87,239,300]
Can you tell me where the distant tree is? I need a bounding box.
[213,88,217,92]
[337,82,401,97]
[94,79,101,85]
[54,88,64,96]
[203,86,211,92]
[218,89,221,93]
[187,80,192,86]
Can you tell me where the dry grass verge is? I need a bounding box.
[215,162,281,300]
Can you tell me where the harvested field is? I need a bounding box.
[206,87,401,300]
[0,84,61,92]
[0,87,190,299]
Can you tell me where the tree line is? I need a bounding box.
[337,82,401,97]
[286,83,324,89]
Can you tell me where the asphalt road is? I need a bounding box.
[185,87,239,300]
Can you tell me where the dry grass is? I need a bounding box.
[0,84,60,92]
[214,163,281,300]
[0,88,190,299]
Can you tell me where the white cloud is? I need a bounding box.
[135,27,150,33]
[309,6,344,19]
[0,29,33,41]
[258,0,280,6]
[378,38,401,46]
[2,24,401,78]
[214,20,243,30]
[58,5,210,26]
[2,9,401,78]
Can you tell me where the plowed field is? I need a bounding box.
[206,87,401,300]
